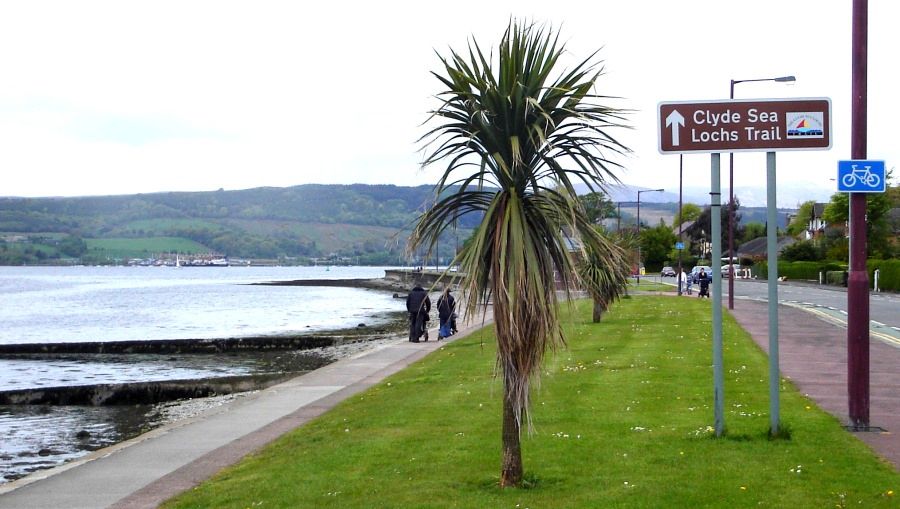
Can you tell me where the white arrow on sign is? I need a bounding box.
[665,109,685,146]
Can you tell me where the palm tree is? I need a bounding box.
[410,20,629,487]
[578,229,632,323]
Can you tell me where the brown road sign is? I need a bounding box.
[658,98,831,154]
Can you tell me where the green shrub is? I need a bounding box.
[754,260,897,290]
[756,261,847,280]
[825,271,847,286]
[868,259,900,291]
[780,240,823,261]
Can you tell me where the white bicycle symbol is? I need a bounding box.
[842,165,881,188]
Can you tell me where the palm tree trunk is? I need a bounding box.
[592,298,604,323]
[500,391,523,487]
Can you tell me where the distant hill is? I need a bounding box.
[0,184,795,266]
[611,202,792,230]
[0,184,478,265]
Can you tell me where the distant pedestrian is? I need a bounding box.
[677,269,686,294]
[406,286,431,342]
[436,287,456,340]
[697,268,710,298]
[686,271,693,295]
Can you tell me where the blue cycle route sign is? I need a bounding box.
[837,160,886,193]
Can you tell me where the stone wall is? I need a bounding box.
[384,269,464,289]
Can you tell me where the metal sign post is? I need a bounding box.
[766,152,781,434]
[659,98,832,154]
[839,157,885,429]
[658,97,832,437]
[847,0,870,431]
[710,155,725,436]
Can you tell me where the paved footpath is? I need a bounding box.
[729,297,899,471]
[0,312,492,509]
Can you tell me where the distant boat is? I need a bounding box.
[188,258,229,267]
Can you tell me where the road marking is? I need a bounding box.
[735,297,900,349]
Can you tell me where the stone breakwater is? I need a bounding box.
[0,373,298,406]
[0,272,418,483]
[0,273,426,407]
[0,310,409,406]
[253,270,465,294]
[0,336,336,355]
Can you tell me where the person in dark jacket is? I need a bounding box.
[697,268,710,298]
[436,288,456,340]
[406,286,431,342]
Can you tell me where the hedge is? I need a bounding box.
[868,259,900,292]
[755,260,846,281]
[755,259,898,291]
[825,271,847,286]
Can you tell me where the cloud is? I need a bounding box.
[0,1,896,200]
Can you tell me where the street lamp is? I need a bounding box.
[728,75,795,309]
[678,155,684,295]
[636,188,665,233]
[636,188,664,283]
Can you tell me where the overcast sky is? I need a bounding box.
[1,1,896,207]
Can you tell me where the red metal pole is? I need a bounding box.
[728,82,736,309]
[847,0,869,429]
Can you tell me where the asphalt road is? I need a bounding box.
[730,278,900,330]
[651,274,900,336]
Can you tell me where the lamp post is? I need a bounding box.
[636,188,664,284]
[616,202,622,232]
[728,75,795,309]
[678,155,684,295]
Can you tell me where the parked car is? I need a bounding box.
[660,266,676,277]
[721,264,739,278]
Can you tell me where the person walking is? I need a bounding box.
[676,269,686,295]
[406,286,431,342]
[697,268,710,298]
[436,287,456,340]
[686,270,694,295]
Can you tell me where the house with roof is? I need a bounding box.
[786,202,829,240]
[736,236,797,262]
[806,203,829,240]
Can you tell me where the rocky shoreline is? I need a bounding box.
[1,270,438,483]
[0,310,409,404]
[0,311,411,483]
[253,269,464,295]
[253,277,412,293]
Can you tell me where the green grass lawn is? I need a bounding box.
[163,296,898,508]
[627,280,674,292]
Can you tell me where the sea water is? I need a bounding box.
[0,265,403,483]
[0,265,399,345]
